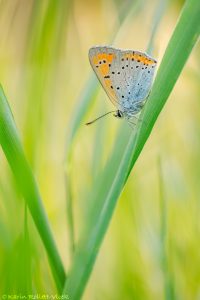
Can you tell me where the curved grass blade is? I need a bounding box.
[64,76,99,260]
[64,0,145,260]
[23,1,70,166]
[63,0,200,298]
[127,0,200,176]
[0,86,66,292]
[90,0,167,184]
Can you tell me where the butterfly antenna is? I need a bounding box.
[85,110,116,125]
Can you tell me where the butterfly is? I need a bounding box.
[86,46,157,125]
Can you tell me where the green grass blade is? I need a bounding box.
[63,0,200,298]
[64,76,98,157]
[89,0,164,180]
[64,0,146,261]
[64,76,98,259]
[0,86,66,292]
[23,1,70,165]
[23,204,32,293]
[65,171,75,260]
[128,0,200,175]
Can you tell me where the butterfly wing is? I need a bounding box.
[89,46,121,107]
[115,49,157,112]
[89,46,157,113]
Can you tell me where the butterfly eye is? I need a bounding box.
[117,110,123,118]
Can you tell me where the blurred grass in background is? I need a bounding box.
[0,0,200,299]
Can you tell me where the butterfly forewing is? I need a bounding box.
[89,46,120,107]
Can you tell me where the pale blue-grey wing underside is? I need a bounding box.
[89,46,157,116]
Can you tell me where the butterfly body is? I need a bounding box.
[88,46,157,123]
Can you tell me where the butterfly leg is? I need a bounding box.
[130,114,147,127]
[138,116,147,127]
[127,119,137,130]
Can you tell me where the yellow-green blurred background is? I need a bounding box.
[0,0,200,299]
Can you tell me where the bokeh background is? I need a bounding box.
[0,0,200,299]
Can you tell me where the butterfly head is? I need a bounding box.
[113,110,124,119]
